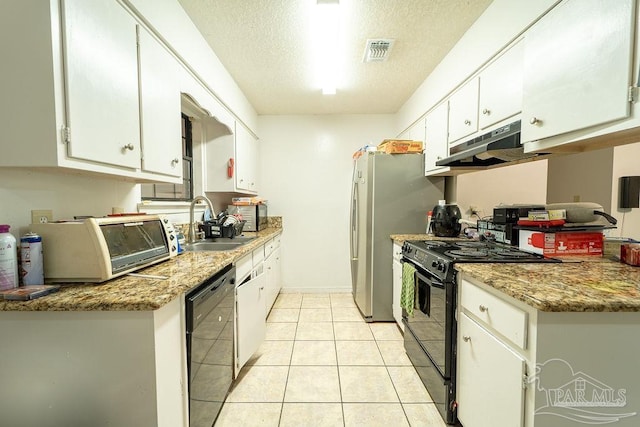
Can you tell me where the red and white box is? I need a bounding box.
[519,230,604,256]
[621,244,640,266]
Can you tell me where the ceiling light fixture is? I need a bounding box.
[314,0,340,95]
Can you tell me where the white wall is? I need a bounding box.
[0,169,139,237]
[612,142,640,238]
[546,148,614,211]
[454,160,548,219]
[257,115,396,292]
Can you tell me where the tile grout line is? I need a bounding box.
[330,292,348,427]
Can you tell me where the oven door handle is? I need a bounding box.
[414,268,445,289]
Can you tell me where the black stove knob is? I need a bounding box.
[431,260,438,268]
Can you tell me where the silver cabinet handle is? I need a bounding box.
[463,336,471,342]
[530,117,541,125]
[171,158,179,166]
[122,143,134,151]
[482,108,490,115]
[464,119,471,125]
[479,305,488,312]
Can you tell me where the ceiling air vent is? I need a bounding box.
[363,39,394,62]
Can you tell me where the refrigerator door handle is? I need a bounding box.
[351,180,359,259]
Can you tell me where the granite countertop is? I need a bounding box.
[391,234,640,313]
[0,227,282,312]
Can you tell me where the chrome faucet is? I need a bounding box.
[188,195,215,243]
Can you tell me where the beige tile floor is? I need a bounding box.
[214,292,446,427]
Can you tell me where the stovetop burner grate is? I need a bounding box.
[445,249,488,258]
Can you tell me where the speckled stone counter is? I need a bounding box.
[0,227,282,312]
[391,234,640,313]
[457,261,640,312]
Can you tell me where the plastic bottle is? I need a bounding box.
[0,225,18,290]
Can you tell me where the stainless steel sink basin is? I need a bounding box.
[182,236,256,252]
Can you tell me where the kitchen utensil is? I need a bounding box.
[431,204,462,237]
[545,202,617,225]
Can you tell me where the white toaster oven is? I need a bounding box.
[31,215,178,282]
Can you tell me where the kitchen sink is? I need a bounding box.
[182,236,256,252]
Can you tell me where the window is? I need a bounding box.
[141,113,193,201]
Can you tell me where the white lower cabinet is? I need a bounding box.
[264,239,282,317]
[236,270,266,373]
[457,276,640,427]
[391,242,404,331]
[457,312,526,427]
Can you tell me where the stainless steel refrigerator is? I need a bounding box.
[350,152,444,321]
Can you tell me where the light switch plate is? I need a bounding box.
[31,210,53,224]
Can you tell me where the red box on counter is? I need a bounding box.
[519,230,603,256]
[621,244,640,266]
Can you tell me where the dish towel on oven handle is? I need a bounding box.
[401,262,417,316]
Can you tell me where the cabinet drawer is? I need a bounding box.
[461,280,527,349]
[264,238,275,257]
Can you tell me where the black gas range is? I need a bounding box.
[401,239,552,281]
[401,239,556,425]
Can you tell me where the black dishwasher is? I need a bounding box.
[186,264,236,427]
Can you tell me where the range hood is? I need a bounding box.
[436,120,540,168]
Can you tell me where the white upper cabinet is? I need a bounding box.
[478,40,523,130]
[521,0,635,143]
[447,78,480,144]
[398,119,426,142]
[0,0,183,183]
[235,125,259,194]
[138,27,182,177]
[424,102,449,175]
[62,0,140,169]
[205,121,259,195]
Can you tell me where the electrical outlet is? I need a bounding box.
[31,210,53,224]
[573,195,581,202]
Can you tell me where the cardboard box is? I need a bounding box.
[621,243,640,266]
[519,230,603,256]
[377,139,423,154]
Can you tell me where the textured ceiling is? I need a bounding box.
[177,0,493,115]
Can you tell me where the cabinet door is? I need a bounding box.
[236,272,266,372]
[478,40,523,130]
[235,125,258,193]
[521,0,634,143]
[391,258,404,331]
[138,28,182,177]
[62,0,140,169]
[424,102,449,174]
[398,119,425,142]
[447,78,479,144]
[457,313,526,427]
[264,248,280,317]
